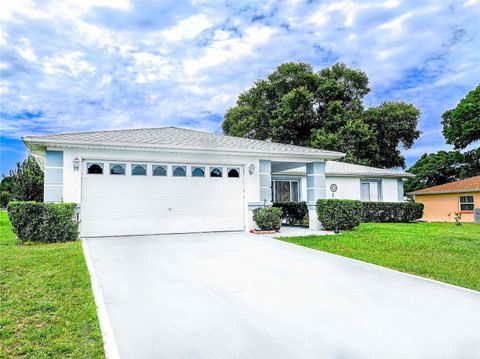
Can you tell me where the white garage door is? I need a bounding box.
[80,161,245,237]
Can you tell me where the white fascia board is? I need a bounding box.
[22,138,345,161]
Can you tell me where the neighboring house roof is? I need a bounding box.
[23,126,344,159]
[409,176,480,195]
[272,160,413,178]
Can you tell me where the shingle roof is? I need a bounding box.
[273,161,412,178]
[23,126,344,158]
[325,161,412,177]
[409,176,480,195]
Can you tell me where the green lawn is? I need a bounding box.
[278,222,480,291]
[0,211,104,358]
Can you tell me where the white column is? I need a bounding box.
[306,161,326,230]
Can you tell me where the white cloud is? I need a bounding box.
[161,14,212,41]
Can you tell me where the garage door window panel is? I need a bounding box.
[87,162,104,174]
[173,166,186,177]
[110,163,126,175]
[153,165,167,176]
[210,167,223,177]
[192,167,205,177]
[132,164,147,176]
[228,168,240,178]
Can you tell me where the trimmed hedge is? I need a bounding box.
[316,199,362,231]
[273,202,308,226]
[7,201,78,243]
[362,202,424,223]
[253,207,283,231]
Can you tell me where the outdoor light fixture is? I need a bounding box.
[72,157,81,171]
[249,163,255,175]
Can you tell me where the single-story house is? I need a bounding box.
[23,127,412,237]
[408,176,480,223]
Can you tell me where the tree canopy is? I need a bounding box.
[223,62,420,168]
[441,84,480,149]
[404,149,480,194]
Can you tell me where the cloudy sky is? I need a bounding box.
[1,0,479,174]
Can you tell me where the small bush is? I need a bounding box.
[362,202,424,223]
[273,202,308,226]
[7,201,78,243]
[316,199,362,231]
[253,207,283,231]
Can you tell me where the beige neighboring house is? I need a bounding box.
[409,176,480,223]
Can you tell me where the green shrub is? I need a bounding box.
[362,202,424,223]
[272,201,308,226]
[253,207,283,231]
[7,201,78,243]
[316,199,362,231]
[0,191,12,208]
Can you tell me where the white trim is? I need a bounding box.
[82,239,121,359]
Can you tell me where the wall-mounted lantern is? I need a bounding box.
[248,163,255,175]
[72,157,81,171]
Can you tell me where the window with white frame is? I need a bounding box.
[361,180,381,202]
[459,196,474,211]
[272,180,299,203]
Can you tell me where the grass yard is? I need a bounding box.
[0,211,104,358]
[278,222,480,291]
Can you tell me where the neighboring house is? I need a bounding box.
[23,127,411,237]
[408,176,480,223]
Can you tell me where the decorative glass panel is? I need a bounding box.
[192,167,205,177]
[87,162,103,174]
[152,165,167,176]
[459,196,474,211]
[110,163,125,175]
[227,168,240,178]
[291,181,299,202]
[210,167,223,177]
[173,166,186,177]
[132,164,147,176]
[274,181,290,203]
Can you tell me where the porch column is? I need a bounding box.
[259,160,272,204]
[306,161,326,230]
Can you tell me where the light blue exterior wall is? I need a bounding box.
[259,160,272,204]
[44,150,63,203]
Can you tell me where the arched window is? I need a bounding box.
[153,165,167,176]
[132,164,147,176]
[192,167,205,177]
[87,162,103,174]
[110,163,125,175]
[227,168,240,178]
[210,167,223,177]
[173,165,186,177]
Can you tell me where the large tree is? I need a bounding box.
[223,62,420,168]
[441,84,480,149]
[9,157,44,202]
[404,149,480,193]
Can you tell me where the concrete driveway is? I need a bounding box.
[84,232,480,359]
